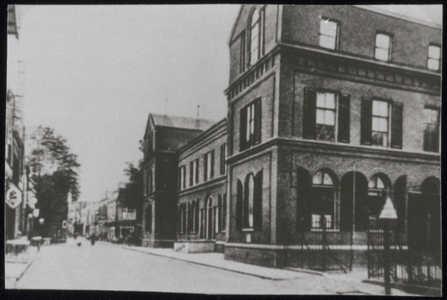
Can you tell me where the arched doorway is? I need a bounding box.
[409,177,440,252]
[296,167,312,232]
[340,172,368,232]
[394,176,407,233]
[206,196,213,240]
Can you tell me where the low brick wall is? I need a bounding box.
[174,241,215,253]
[142,239,174,248]
[224,243,392,269]
[224,245,281,268]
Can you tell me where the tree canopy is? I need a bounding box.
[117,162,143,210]
[27,126,81,236]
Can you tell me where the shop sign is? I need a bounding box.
[6,185,22,209]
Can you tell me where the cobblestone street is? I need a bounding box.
[13,238,411,295]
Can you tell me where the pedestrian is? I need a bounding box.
[91,233,96,246]
[127,232,133,247]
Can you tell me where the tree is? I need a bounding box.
[26,126,81,239]
[117,162,143,211]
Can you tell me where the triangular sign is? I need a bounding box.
[379,197,398,219]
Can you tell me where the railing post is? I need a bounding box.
[322,215,327,272]
[383,220,391,295]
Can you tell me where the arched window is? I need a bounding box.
[367,174,389,228]
[311,170,336,229]
[236,180,243,230]
[222,193,227,232]
[244,174,255,228]
[248,8,264,67]
[182,203,186,234]
[195,199,199,233]
[249,9,260,66]
[187,202,191,234]
[148,170,153,193]
[206,197,213,239]
[242,171,263,230]
[217,195,222,233]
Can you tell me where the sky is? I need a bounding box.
[11,5,441,203]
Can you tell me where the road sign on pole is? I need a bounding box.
[379,197,397,295]
[379,197,397,220]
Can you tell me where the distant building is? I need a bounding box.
[5,4,28,241]
[141,4,441,268]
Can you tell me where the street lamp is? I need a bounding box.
[379,197,398,295]
[33,209,40,218]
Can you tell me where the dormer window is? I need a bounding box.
[319,18,339,50]
[427,45,441,71]
[375,33,392,61]
[249,8,265,67]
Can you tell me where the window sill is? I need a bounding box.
[242,228,254,232]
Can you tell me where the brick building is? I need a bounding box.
[141,5,441,268]
[141,114,215,247]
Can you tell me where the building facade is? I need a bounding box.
[5,4,28,241]
[141,114,215,247]
[141,5,441,268]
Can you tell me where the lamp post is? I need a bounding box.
[379,197,398,295]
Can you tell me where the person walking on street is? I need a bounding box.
[91,233,96,246]
[127,232,133,247]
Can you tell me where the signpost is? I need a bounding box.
[379,197,398,295]
[6,185,22,209]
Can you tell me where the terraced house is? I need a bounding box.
[141,5,441,269]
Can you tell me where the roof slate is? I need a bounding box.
[151,113,216,131]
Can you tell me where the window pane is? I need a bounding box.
[251,9,259,25]
[380,101,388,116]
[376,177,385,189]
[376,34,390,48]
[381,133,388,147]
[378,118,388,131]
[320,20,337,36]
[428,58,440,71]
[428,45,441,59]
[324,110,335,126]
[316,109,325,124]
[312,215,321,228]
[313,172,322,185]
[368,177,375,188]
[323,173,333,186]
[372,101,380,115]
[372,117,379,131]
[325,93,335,109]
[316,93,326,108]
[375,48,389,61]
[373,100,388,117]
[319,35,336,50]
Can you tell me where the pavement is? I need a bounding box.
[11,237,416,295]
[123,245,414,295]
[5,238,40,289]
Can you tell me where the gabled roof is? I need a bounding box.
[151,113,215,130]
[227,5,244,45]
